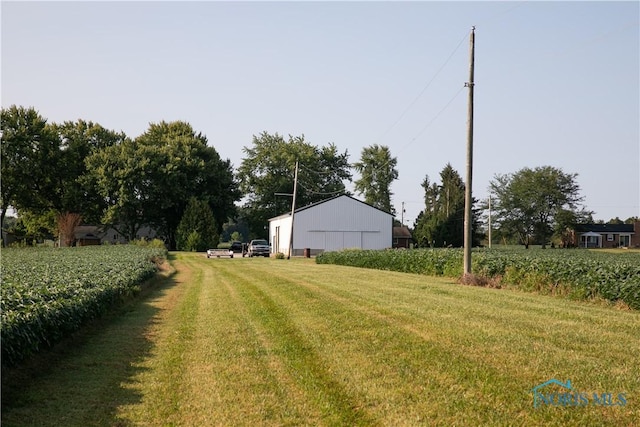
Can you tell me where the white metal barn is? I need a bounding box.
[268,195,393,256]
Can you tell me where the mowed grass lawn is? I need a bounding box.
[3,252,639,426]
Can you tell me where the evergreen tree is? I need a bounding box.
[176,198,219,252]
[413,164,481,247]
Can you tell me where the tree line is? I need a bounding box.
[3,105,622,250]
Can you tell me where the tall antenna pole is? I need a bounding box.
[463,26,475,275]
[287,161,299,259]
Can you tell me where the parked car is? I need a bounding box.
[230,241,243,253]
[247,239,270,257]
[206,248,234,258]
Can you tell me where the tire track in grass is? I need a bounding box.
[186,257,321,425]
[219,262,470,423]
[131,254,202,425]
[262,262,640,426]
[225,266,378,426]
[245,266,510,424]
[178,258,639,426]
[249,263,597,425]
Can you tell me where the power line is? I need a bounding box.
[297,180,346,197]
[396,84,466,157]
[298,162,341,176]
[372,30,470,146]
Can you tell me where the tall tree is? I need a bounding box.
[353,144,398,214]
[86,137,148,240]
[57,212,82,247]
[490,166,587,248]
[237,132,351,239]
[413,164,481,247]
[0,106,60,229]
[87,121,240,249]
[51,120,126,224]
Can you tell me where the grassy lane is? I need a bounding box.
[3,252,639,426]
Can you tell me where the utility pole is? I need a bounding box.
[463,26,475,275]
[401,201,405,226]
[287,161,299,259]
[488,195,492,249]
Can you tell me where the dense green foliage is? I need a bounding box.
[490,166,592,247]
[353,144,398,215]
[237,132,352,239]
[412,163,482,247]
[0,107,126,238]
[88,121,239,249]
[1,245,166,366]
[317,248,640,309]
[0,106,62,232]
[1,106,239,248]
[176,198,219,251]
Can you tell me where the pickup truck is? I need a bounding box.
[206,248,234,258]
[247,239,270,257]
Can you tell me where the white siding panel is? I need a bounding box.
[344,232,362,249]
[269,216,291,254]
[363,231,383,250]
[325,232,344,251]
[275,195,393,253]
[306,231,325,249]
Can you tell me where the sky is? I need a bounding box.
[2,1,639,226]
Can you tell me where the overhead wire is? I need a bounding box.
[297,181,346,197]
[372,30,470,147]
[292,28,474,205]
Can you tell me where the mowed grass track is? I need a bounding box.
[3,252,639,426]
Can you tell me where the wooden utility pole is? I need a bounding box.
[463,27,475,275]
[287,161,299,259]
[488,195,492,249]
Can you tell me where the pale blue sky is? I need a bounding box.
[2,1,639,225]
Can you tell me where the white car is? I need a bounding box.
[247,239,270,257]
[206,248,234,258]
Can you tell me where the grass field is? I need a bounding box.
[2,252,639,426]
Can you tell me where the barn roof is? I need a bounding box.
[269,194,393,221]
[574,223,634,234]
[393,226,412,239]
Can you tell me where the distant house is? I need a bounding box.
[61,225,160,247]
[75,225,103,246]
[393,226,412,248]
[269,194,393,256]
[573,221,639,248]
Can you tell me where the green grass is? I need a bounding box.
[2,252,639,426]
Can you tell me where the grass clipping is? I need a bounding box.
[459,273,503,289]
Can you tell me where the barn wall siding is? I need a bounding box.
[270,196,392,255]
